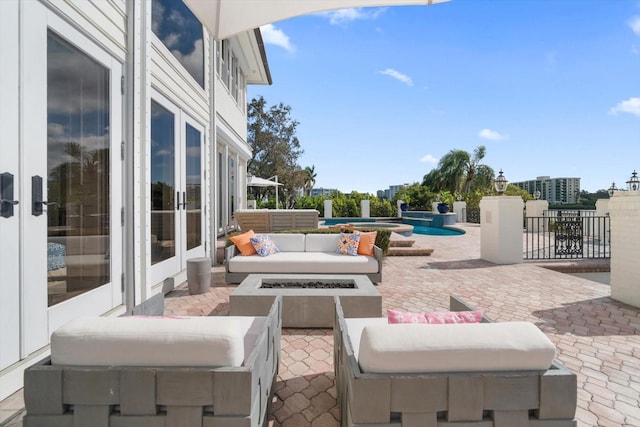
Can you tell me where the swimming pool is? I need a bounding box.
[320,218,465,236]
[413,225,465,236]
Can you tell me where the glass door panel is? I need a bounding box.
[185,123,202,251]
[46,30,111,306]
[150,100,176,265]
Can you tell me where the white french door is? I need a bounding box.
[18,1,124,355]
[0,0,21,371]
[149,90,205,286]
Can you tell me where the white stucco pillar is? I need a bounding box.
[453,201,466,223]
[397,200,404,218]
[324,200,333,218]
[479,196,524,264]
[525,200,548,232]
[361,200,370,218]
[609,191,640,308]
[595,198,609,216]
[431,202,439,213]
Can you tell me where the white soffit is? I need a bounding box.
[183,0,450,40]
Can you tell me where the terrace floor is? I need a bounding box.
[2,223,639,426]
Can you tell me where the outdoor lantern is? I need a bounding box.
[626,170,639,192]
[534,190,541,200]
[607,182,618,198]
[494,169,508,195]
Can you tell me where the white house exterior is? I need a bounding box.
[0,0,270,400]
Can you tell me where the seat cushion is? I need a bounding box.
[305,234,341,252]
[357,321,556,373]
[268,234,306,252]
[227,252,379,274]
[51,316,265,367]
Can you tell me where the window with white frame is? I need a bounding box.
[216,40,246,108]
[151,0,204,88]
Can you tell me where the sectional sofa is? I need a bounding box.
[225,233,383,284]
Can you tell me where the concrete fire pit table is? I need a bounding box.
[229,274,381,328]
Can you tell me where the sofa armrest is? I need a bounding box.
[373,245,383,271]
[225,245,238,274]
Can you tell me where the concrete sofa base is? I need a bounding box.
[334,296,578,427]
[23,297,282,427]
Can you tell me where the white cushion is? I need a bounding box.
[357,321,556,373]
[51,316,265,367]
[228,252,379,274]
[305,234,341,252]
[344,318,388,360]
[268,234,305,252]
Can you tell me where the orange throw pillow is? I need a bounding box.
[356,231,377,256]
[230,230,257,256]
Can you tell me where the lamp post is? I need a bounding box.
[607,182,618,198]
[267,175,279,209]
[626,170,639,192]
[494,169,508,196]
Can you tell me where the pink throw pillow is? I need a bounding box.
[387,309,483,324]
[424,310,484,324]
[387,309,429,324]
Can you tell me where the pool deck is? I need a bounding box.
[2,223,640,426]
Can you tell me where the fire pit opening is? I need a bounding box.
[260,280,356,289]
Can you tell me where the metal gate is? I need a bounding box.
[554,216,583,256]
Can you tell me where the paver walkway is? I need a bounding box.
[2,223,639,426]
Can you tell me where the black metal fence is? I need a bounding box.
[523,212,610,260]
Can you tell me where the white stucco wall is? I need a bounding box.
[525,200,548,233]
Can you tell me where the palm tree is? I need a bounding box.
[463,145,487,193]
[303,165,316,196]
[422,145,491,194]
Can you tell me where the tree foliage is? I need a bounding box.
[422,145,493,194]
[392,183,436,211]
[247,96,304,208]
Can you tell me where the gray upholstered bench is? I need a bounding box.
[333,296,577,427]
[23,296,282,427]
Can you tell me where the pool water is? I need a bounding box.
[412,225,465,236]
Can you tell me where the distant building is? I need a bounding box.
[378,184,409,200]
[513,176,581,204]
[311,187,338,197]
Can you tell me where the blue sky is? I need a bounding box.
[247,0,640,195]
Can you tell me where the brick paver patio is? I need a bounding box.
[2,223,639,426]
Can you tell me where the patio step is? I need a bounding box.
[389,239,415,247]
[387,247,434,256]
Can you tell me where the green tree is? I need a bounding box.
[303,165,317,197]
[247,96,303,208]
[422,146,493,194]
[392,183,436,211]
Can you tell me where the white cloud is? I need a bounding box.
[379,68,413,86]
[260,24,295,53]
[318,7,386,25]
[629,16,640,36]
[478,129,508,141]
[609,97,640,117]
[420,154,438,164]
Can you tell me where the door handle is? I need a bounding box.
[32,175,58,216]
[1,172,19,218]
[176,191,181,210]
[182,191,187,209]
